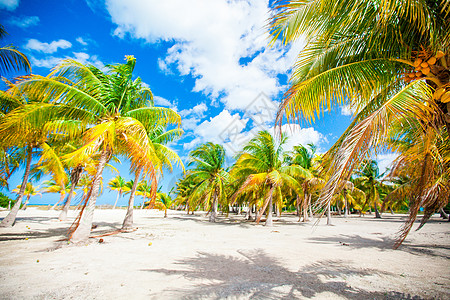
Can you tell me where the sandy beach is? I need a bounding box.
[0,207,449,299]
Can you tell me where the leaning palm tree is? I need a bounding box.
[41,180,72,210]
[12,56,181,242]
[187,143,229,222]
[269,1,450,246]
[231,131,311,226]
[121,125,184,229]
[12,182,40,210]
[137,180,152,209]
[108,175,126,209]
[0,25,30,77]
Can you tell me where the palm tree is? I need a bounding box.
[13,56,181,242]
[269,1,450,245]
[41,180,72,210]
[122,125,184,228]
[286,144,322,222]
[154,192,173,217]
[354,160,384,218]
[108,175,126,209]
[186,143,229,222]
[231,131,310,226]
[137,180,152,209]
[0,25,30,77]
[12,182,41,210]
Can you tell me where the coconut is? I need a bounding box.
[413,58,422,67]
[415,71,422,77]
[408,73,415,78]
[436,51,445,59]
[422,67,431,75]
[420,62,429,68]
[427,57,437,65]
[415,66,421,71]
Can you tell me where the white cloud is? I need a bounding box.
[280,124,325,153]
[0,0,19,11]
[153,96,172,107]
[184,109,249,152]
[30,52,104,70]
[76,37,88,46]
[7,15,39,28]
[25,39,72,54]
[341,104,358,116]
[376,153,398,175]
[105,0,305,112]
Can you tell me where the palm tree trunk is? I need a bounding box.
[164,208,167,218]
[344,193,349,218]
[439,208,448,219]
[22,196,30,210]
[374,199,381,218]
[140,195,146,209]
[209,191,218,222]
[336,204,341,215]
[0,145,32,227]
[60,165,83,221]
[295,195,300,218]
[326,202,332,225]
[265,193,274,227]
[51,193,65,210]
[302,194,309,222]
[308,195,313,218]
[70,150,109,243]
[122,167,142,230]
[113,191,121,209]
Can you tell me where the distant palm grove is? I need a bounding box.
[0,0,449,248]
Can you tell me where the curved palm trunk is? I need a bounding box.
[0,145,32,228]
[374,197,381,218]
[59,166,83,221]
[70,150,109,243]
[113,191,121,210]
[295,195,300,218]
[22,196,30,210]
[326,202,332,225]
[209,191,218,222]
[164,208,167,218]
[122,167,142,230]
[336,204,341,215]
[51,193,65,210]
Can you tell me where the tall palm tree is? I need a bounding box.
[0,25,30,77]
[231,131,310,226]
[269,1,450,245]
[108,175,126,209]
[12,182,40,210]
[13,56,181,242]
[187,143,229,222]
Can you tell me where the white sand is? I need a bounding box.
[0,207,449,299]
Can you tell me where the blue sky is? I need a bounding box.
[0,0,395,206]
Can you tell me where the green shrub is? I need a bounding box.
[0,192,14,208]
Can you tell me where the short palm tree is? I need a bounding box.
[187,143,229,222]
[354,160,383,218]
[108,175,126,209]
[231,131,310,226]
[41,180,72,210]
[269,1,450,246]
[12,182,40,210]
[137,180,152,209]
[154,192,173,217]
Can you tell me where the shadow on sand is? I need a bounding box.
[142,249,423,299]
[308,234,450,259]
